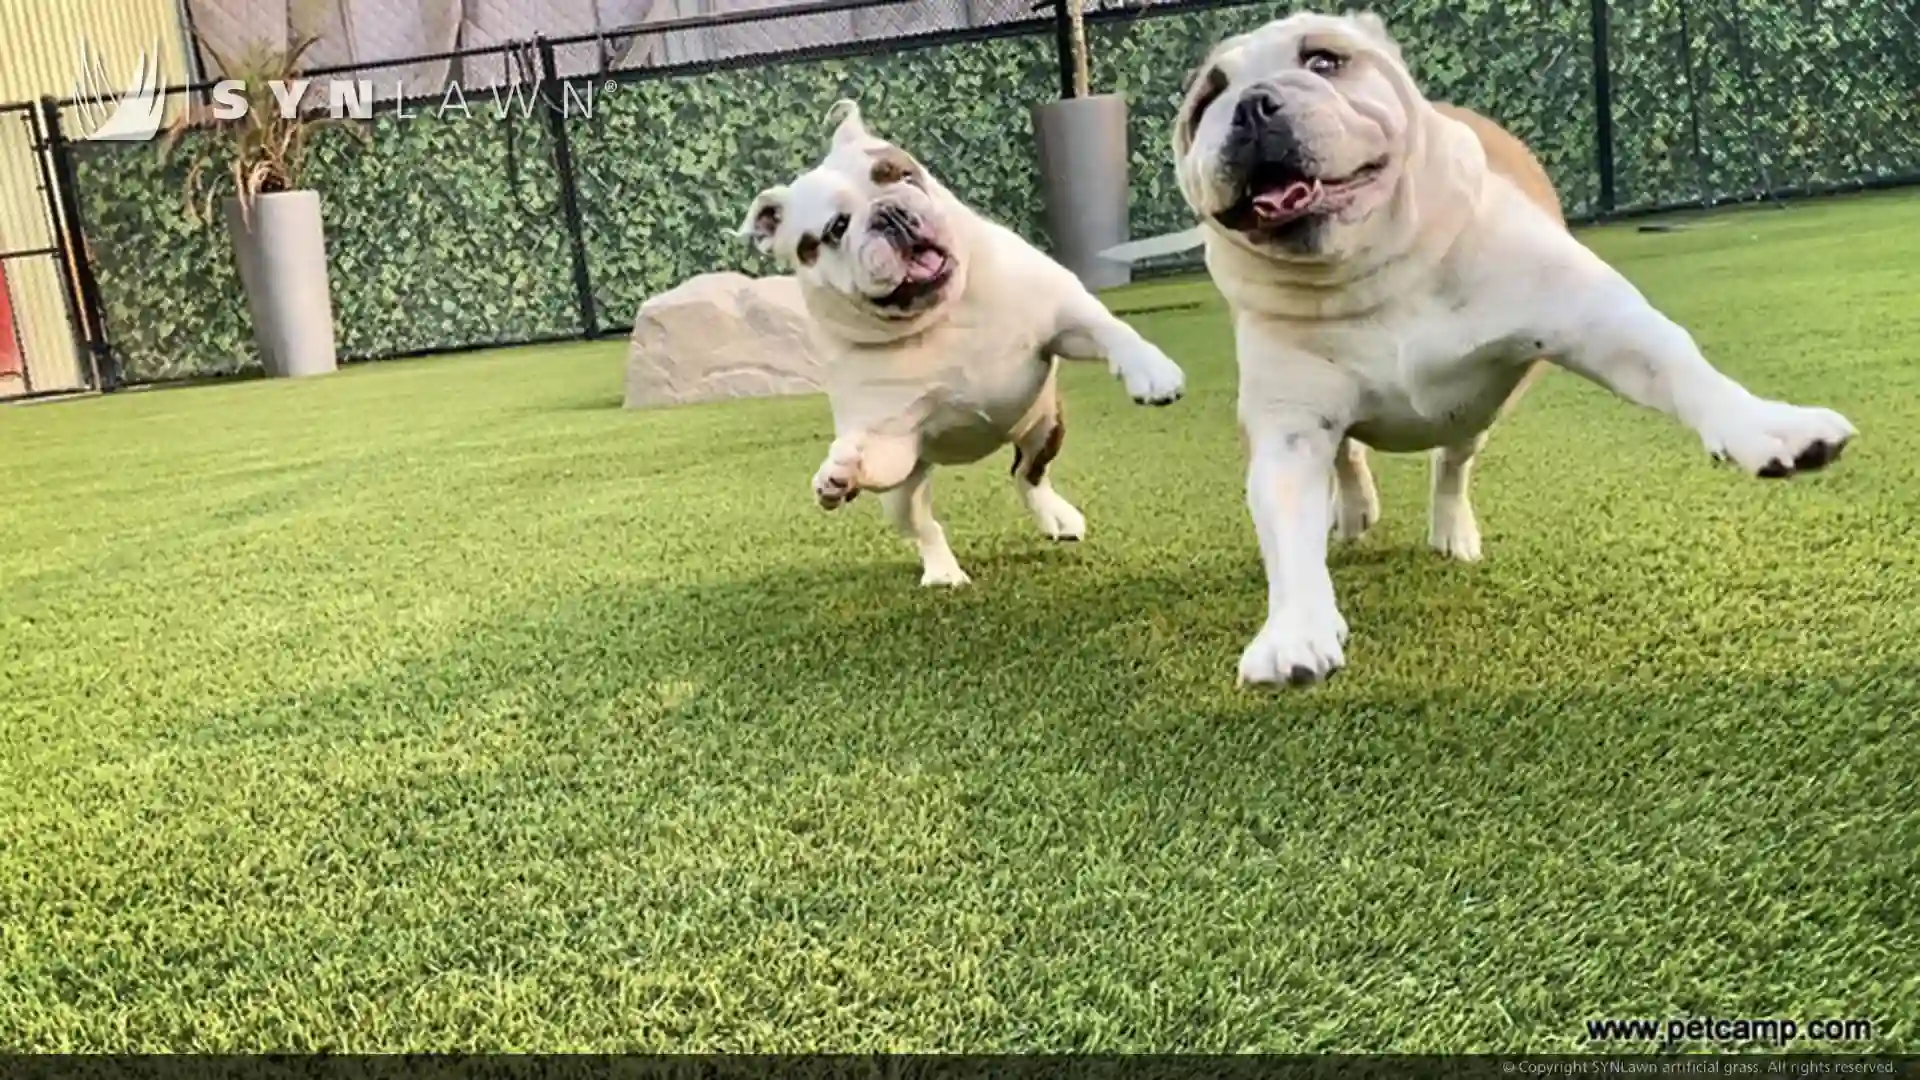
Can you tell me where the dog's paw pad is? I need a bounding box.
[1793,438,1845,472]
[1711,402,1856,479]
[815,479,858,509]
[1286,665,1327,687]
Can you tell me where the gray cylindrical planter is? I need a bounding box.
[223,190,339,379]
[1031,92,1132,291]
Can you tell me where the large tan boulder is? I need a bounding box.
[624,272,825,409]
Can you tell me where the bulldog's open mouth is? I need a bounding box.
[1220,156,1389,232]
[874,240,955,311]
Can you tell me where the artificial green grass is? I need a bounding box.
[1,192,1916,1054]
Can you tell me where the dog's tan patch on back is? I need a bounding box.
[1434,103,1560,412]
[1435,103,1564,227]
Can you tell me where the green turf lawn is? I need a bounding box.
[2,191,1916,1054]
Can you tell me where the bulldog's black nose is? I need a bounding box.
[1223,84,1308,180]
[1233,86,1284,130]
[872,201,919,242]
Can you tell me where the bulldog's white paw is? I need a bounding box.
[920,559,972,588]
[1027,489,1087,542]
[1333,486,1379,542]
[1111,342,1186,406]
[1237,607,1349,688]
[1429,500,1482,562]
[1705,399,1856,478]
[812,446,862,510]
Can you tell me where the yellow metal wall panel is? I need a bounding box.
[0,0,189,394]
[0,0,191,105]
[0,108,81,394]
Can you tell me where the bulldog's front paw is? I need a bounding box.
[1025,487,1087,542]
[1237,607,1349,688]
[1428,499,1482,562]
[1705,400,1856,478]
[1333,485,1380,542]
[1111,342,1186,407]
[920,562,973,588]
[812,446,862,510]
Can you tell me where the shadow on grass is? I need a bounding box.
[39,548,1916,1050]
[187,544,1920,807]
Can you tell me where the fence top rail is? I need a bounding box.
[36,0,928,112]
[539,0,921,51]
[593,14,1058,91]
[0,100,33,117]
[44,40,532,109]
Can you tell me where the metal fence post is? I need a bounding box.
[25,104,84,391]
[1588,0,1618,215]
[1051,0,1077,99]
[535,36,602,338]
[37,96,117,391]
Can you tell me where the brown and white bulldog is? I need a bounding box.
[1141,10,1856,687]
[738,102,1186,587]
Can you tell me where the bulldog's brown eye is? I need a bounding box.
[822,214,850,246]
[796,235,820,265]
[1302,49,1346,76]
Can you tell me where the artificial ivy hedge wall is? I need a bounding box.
[1605,0,1920,209]
[75,103,581,384]
[69,0,1920,383]
[569,31,1059,337]
[570,0,1604,330]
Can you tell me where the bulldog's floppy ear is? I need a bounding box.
[1345,10,1402,57]
[827,98,870,147]
[736,186,788,255]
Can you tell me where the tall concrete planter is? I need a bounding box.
[223,191,338,379]
[1031,93,1132,291]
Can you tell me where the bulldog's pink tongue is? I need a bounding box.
[1253,179,1322,223]
[903,247,946,283]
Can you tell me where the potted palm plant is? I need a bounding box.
[1030,0,1132,290]
[163,35,364,379]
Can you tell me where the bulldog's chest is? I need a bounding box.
[1243,296,1542,453]
[829,319,1055,463]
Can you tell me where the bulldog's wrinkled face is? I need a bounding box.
[738,104,962,329]
[1174,11,1416,258]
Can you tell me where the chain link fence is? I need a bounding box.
[0,103,90,400]
[14,0,1920,387]
[1606,0,1920,213]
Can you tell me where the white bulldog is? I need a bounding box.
[738,101,1186,587]
[1162,10,1856,686]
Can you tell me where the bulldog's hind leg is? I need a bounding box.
[882,464,970,587]
[1010,407,1086,542]
[1331,437,1380,542]
[1429,433,1486,562]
